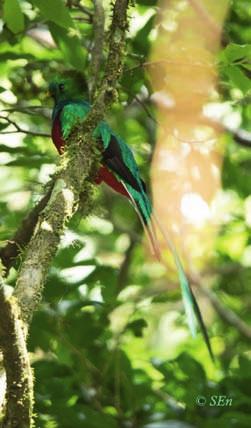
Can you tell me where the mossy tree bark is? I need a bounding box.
[0,1,131,427]
[0,281,33,428]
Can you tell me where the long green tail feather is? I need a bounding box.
[152,213,215,362]
[174,252,214,361]
[116,175,214,361]
[176,258,197,338]
[188,285,215,362]
[120,182,161,260]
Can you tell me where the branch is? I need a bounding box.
[71,1,93,19]
[0,115,50,137]
[126,59,215,73]
[198,284,251,341]
[2,106,51,119]
[13,0,130,326]
[89,0,105,99]
[190,273,251,341]
[73,16,92,23]
[134,95,158,124]
[0,278,33,428]
[197,114,251,149]
[134,268,251,342]
[214,119,251,149]
[231,128,251,148]
[0,184,53,275]
[117,237,137,291]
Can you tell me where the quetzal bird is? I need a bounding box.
[48,79,214,361]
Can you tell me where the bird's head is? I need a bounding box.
[48,79,75,103]
[48,72,88,104]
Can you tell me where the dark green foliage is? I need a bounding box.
[49,22,87,71]
[1,0,251,427]
[3,0,25,34]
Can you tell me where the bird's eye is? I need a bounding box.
[59,83,65,92]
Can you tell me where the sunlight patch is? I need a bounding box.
[181,193,211,227]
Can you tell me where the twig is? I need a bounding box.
[205,115,251,149]
[190,273,251,341]
[231,128,251,148]
[0,184,53,275]
[0,279,33,428]
[126,59,215,73]
[73,16,91,22]
[198,285,251,340]
[134,95,158,124]
[89,0,105,99]
[2,106,51,119]
[0,116,50,138]
[72,2,93,18]
[117,237,137,291]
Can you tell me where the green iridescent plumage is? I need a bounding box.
[49,79,153,226]
[61,103,90,140]
[49,79,214,362]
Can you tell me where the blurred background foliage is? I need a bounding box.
[0,0,251,427]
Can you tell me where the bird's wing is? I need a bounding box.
[102,135,145,194]
[60,101,90,140]
[60,104,143,195]
[94,121,112,149]
[95,121,146,192]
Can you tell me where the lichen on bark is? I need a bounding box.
[0,280,33,428]
[0,2,131,427]
[14,130,100,325]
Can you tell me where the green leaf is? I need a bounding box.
[224,65,251,94]
[29,312,55,352]
[242,63,251,71]
[221,43,251,63]
[121,66,144,101]
[0,87,6,93]
[132,15,155,56]
[48,22,86,71]
[175,352,206,381]
[222,150,251,197]
[3,0,24,34]
[238,355,251,377]
[31,0,74,29]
